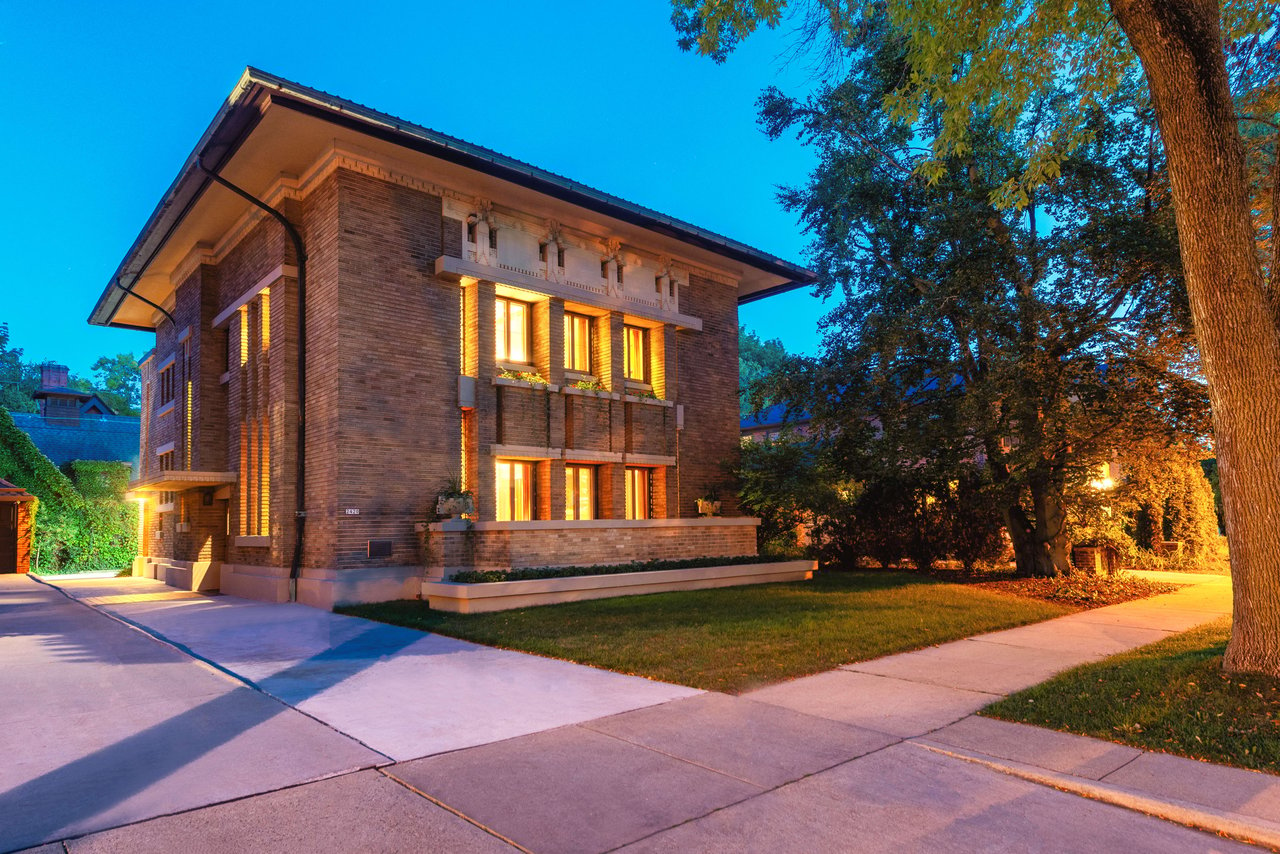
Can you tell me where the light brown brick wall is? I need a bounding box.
[426,522,757,572]
[137,164,751,579]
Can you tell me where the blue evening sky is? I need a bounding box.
[0,2,829,379]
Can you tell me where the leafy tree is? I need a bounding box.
[0,324,38,413]
[673,0,1280,675]
[753,16,1204,577]
[91,353,141,416]
[739,327,789,417]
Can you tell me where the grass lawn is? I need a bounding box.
[983,618,1280,774]
[340,571,1073,693]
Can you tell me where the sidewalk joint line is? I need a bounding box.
[377,767,532,853]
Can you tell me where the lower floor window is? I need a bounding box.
[496,459,535,521]
[624,467,650,520]
[565,464,596,520]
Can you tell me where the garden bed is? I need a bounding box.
[425,560,815,613]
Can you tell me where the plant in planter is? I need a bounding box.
[696,488,722,517]
[499,369,549,386]
[436,475,476,518]
[570,378,607,392]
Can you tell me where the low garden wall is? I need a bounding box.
[423,559,815,613]
[420,517,760,578]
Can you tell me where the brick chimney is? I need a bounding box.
[40,363,69,390]
[35,363,80,424]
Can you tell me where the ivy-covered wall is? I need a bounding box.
[0,409,137,572]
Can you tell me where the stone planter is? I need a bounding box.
[696,499,722,517]
[436,494,475,518]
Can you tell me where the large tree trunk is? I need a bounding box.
[1113,0,1280,675]
[1001,485,1074,578]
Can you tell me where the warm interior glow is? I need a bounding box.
[623,325,646,382]
[496,297,530,363]
[238,306,249,366]
[564,313,591,373]
[565,464,595,520]
[624,467,649,520]
[496,459,534,521]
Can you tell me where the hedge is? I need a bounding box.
[0,409,136,573]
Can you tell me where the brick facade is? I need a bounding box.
[132,163,762,600]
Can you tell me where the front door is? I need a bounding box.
[0,503,18,573]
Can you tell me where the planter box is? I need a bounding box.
[423,559,815,613]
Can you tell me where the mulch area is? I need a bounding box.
[965,573,1179,607]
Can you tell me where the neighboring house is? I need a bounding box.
[741,403,811,443]
[9,364,140,475]
[88,68,815,609]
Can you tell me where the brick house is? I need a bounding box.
[88,68,813,608]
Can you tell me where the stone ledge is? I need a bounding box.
[423,560,815,614]
[427,516,762,533]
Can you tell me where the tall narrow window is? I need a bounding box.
[495,297,531,363]
[565,465,596,520]
[564,313,592,373]
[624,467,650,520]
[488,228,499,251]
[239,292,271,537]
[623,325,647,382]
[556,246,566,267]
[495,459,535,521]
[158,364,175,407]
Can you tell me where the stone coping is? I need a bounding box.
[429,516,761,532]
[423,560,815,613]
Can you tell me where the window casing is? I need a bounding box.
[564,313,592,373]
[565,465,596,520]
[623,325,648,382]
[495,297,532,364]
[158,365,175,407]
[158,450,175,472]
[495,459,535,521]
[240,294,271,537]
[624,467,650,520]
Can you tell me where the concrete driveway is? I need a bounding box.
[6,571,1273,853]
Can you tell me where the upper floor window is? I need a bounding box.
[624,467,650,520]
[488,228,498,251]
[158,450,175,472]
[623,325,647,382]
[158,363,176,407]
[496,459,535,521]
[495,297,532,364]
[565,464,596,520]
[564,313,592,374]
[466,220,477,243]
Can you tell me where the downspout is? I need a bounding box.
[112,276,177,326]
[196,158,308,603]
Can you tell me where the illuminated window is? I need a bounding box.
[495,297,532,363]
[565,464,596,520]
[564,313,592,373]
[496,459,535,521]
[623,325,647,382]
[624,467,650,520]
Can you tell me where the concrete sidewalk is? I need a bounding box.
[39,575,699,761]
[20,570,1278,853]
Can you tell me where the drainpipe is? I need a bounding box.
[112,276,177,326]
[196,158,308,602]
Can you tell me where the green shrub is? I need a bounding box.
[0,409,136,572]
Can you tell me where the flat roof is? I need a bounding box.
[90,68,815,330]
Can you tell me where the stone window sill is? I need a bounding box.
[234,535,271,548]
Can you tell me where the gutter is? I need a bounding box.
[195,158,309,603]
